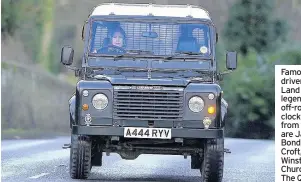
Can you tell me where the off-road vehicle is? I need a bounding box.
[61,3,237,182]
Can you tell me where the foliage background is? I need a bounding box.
[2,0,301,139]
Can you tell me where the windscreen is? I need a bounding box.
[89,20,212,57]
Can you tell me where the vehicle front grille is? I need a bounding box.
[113,86,184,121]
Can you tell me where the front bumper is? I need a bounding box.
[72,125,223,139]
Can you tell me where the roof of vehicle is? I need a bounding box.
[89,3,211,20]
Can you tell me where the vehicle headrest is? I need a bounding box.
[102,38,111,47]
[177,36,199,52]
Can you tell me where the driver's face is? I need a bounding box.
[112,32,124,47]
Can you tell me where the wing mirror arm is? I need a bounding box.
[65,65,81,77]
[217,70,233,81]
[60,46,81,77]
[65,65,77,71]
[217,51,237,81]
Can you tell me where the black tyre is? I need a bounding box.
[70,134,92,179]
[200,138,224,182]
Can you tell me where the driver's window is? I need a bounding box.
[90,23,108,53]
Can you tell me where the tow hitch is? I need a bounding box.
[62,143,71,149]
[224,148,231,153]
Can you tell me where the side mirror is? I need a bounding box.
[216,33,218,43]
[226,51,237,70]
[81,24,85,41]
[61,46,74,66]
[81,20,87,41]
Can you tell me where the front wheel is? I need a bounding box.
[200,138,224,182]
[69,134,92,179]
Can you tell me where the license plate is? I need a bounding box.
[124,127,171,139]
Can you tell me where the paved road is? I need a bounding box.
[1,137,275,182]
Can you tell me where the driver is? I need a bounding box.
[110,27,126,48]
[92,27,127,53]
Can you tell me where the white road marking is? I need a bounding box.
[2,149,69,178]
[29,173,49,179]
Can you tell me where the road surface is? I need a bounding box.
[1,137,275,182]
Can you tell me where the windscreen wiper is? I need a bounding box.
[113,54,124,60]
[113,50,154,61]
[164,51,205,60]
[112,53,137,61]
[126,49,153,55]
[116,67,148,72]
[112,50,153,60]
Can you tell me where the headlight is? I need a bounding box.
[188,96,204,112]
[92,93,108,110]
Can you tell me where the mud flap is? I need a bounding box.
[69,94,76,127]
[221,98,228,127]
[191,155,201,169]
[91,151,103,166]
